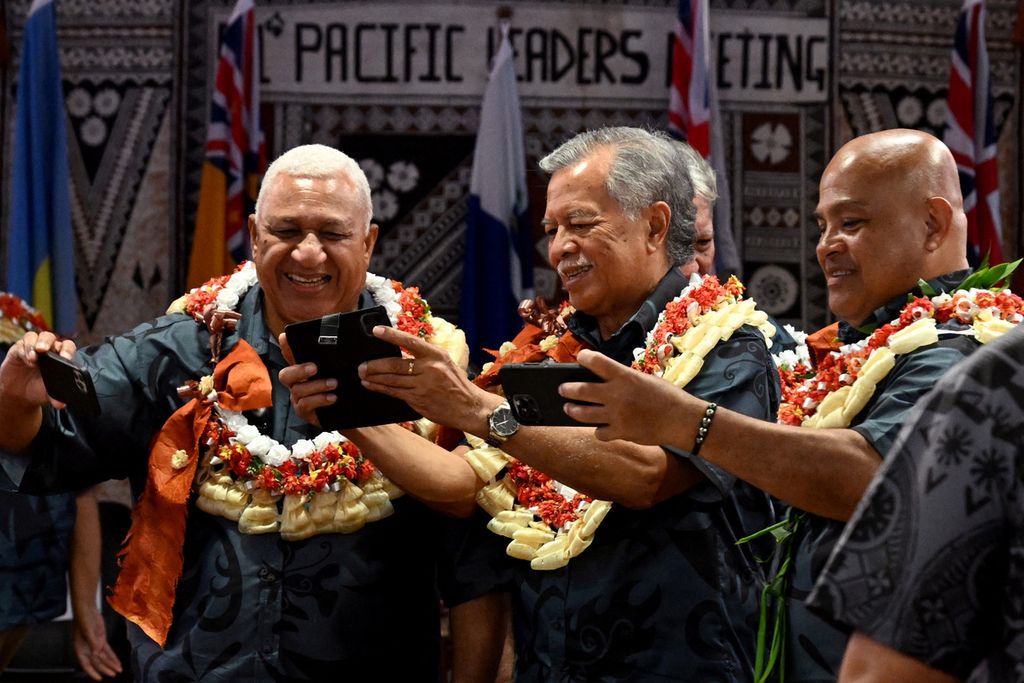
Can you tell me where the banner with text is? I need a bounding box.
[225,4,828,106]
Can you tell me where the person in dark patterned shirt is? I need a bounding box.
[0,144,502,681]
[807,322,1024,682]
[561,128,982,682]
[329,126,781,681]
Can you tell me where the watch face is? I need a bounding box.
[491,405,519,437]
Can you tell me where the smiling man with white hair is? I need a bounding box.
[0,143,504,681]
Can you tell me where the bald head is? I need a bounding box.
[816,129,969,325]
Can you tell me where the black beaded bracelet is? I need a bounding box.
[691,402,718,456]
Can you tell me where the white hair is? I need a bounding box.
[539,127,697,266]
[674,140,718,206]
[255,144,372,229]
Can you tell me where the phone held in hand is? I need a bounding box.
[36,351,102,416]
[498,362,602,427]
[284,306,421,430]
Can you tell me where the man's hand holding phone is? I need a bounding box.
[0,331,83,452]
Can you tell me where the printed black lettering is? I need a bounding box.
[422,24,441,82]
[776,34,802,91]
[324,23,346,82]
[294,23,322,83]
[380,23,398,82]
[716,32,732,89]
[445,25,464,82]
[551,29,575,81]
[806,36,826,91]
[621,30,648,85]
[525,28,548,81]
[354,23,378,82]
[403,24,421,82]
[576,27,593,84]
[755,33,772,88]
[593,29,617,83]
[736,30,753,88]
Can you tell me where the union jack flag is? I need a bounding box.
[187,0,265,288]
[943,0,1002,266]
[667,0,740,275]
[669,0,710,156]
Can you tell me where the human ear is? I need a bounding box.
[646,201,671,252]
[247,214,259,258]
[924,196,954,252]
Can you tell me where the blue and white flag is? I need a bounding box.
[461,24,534,365]
[6,0,76,334]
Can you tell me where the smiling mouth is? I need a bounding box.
[285,273,331,287]
[559,264,593,284]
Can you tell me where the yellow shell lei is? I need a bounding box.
[467,274,772,570]
[171,264,469,540]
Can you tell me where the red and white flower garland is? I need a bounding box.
[776,288,1024,428]
[172,262,458,539]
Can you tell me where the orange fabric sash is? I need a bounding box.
[108,340,272,647]
[805,321,842,368]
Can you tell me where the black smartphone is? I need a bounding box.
[36,351,102,416]
[284,305,420,430]
[498,362,602,427]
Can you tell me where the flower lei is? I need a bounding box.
[631,273,772,381]
[172,262,440,532]
[0,292,50,344]
[775,286,1024,430]
[468,274,772,570]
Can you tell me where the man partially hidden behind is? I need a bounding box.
[293,127,782,680]
[560,129,987,681]
[0,144,500,680]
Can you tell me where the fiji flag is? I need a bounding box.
[186,0,265,288]
[944,0,1002,265]
[6,0,76,335]
[461,25,534,365]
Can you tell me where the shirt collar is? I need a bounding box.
[567,268,685,365]
[837,268,972,343]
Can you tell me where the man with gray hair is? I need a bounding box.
[0,143,502,680]
[675,140,718,276]
[345,126,781,680]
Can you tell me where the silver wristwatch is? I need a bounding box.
[486,401,520,446]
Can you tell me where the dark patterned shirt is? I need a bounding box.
[808,322,1024,682]
[0,490,75,632]
[0,343,77,633]
[4,286,464,682]
[783,270,979,682]
[506,269,781,682]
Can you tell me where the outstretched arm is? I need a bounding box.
[358,326,701,509]
[562,349,881,520]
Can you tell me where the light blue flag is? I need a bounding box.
[7,0,76,335]
[461,24,534,366]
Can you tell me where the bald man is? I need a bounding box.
[561,129,981,681]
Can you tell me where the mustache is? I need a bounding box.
[557,258,593,276]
